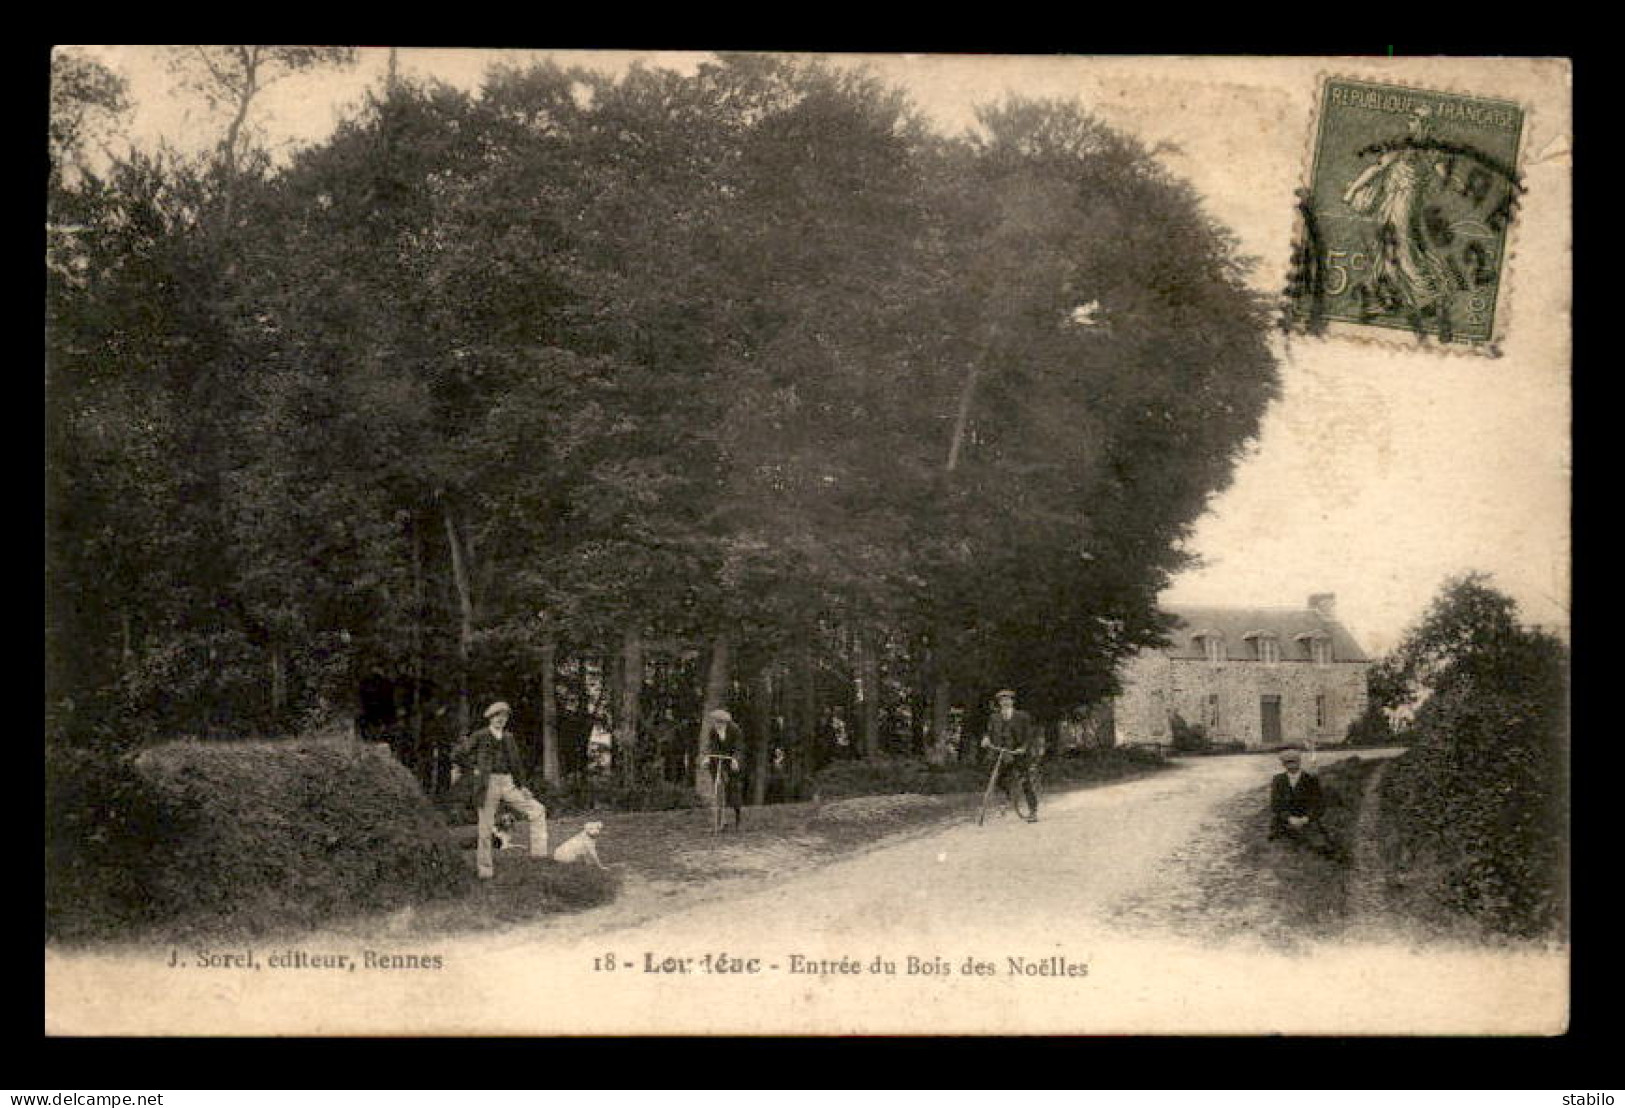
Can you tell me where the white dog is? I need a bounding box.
[553,821,607,869]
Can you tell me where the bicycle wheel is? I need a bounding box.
[1011,767,1038,821]
[976,755,1003,826]
[711,771,725,834]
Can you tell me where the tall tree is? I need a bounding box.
[166,46,357,184]
[46,53,1280,794]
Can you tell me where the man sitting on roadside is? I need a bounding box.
[1268,745,1341,858]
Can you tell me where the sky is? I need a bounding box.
[63,48,1573,656]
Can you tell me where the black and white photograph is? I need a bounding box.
[43,48,1571,1036]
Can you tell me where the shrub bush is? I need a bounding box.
[1169,713,1210,752]
[440,771,705,821]
[809,746,1166,798]
[120,736,473,938]
[1044,745,1167,783]
[1344,704,1396,747]
[810,756,983,798]
[1376,635,1567,937]
[45,744,193,940]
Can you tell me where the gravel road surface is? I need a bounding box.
[45,749,1566,1035]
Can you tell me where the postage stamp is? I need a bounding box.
[45,51,1571,1040]
[1285,77,1526,349]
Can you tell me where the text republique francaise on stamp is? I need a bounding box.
[1287,78,1526,350]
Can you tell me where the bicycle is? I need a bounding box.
[702,752,736,834]
[1014,758,1042,822]
[977,743,1040,825]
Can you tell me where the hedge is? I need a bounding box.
[48,737,473,940]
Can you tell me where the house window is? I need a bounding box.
[1315,692,1327,730]
[1295,632,1334,664]
[1253,636,1280,663]
[1207,693,1220,731]
[1193,633,1225,663]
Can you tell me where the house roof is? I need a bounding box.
[1158,604,1370,663]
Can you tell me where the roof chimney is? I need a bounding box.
[1308,593,1337,619]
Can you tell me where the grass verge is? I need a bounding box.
[1113,755,1383,949]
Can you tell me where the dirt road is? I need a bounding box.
[45,749,1566,1036]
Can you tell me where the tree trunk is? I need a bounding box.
[945,363,982,473]
[617,624,644,787]
[858,630,881,758]
[540,628,561,786]
[910,680,928,756]
[930,677,952,766]
[945,325,1000,473]
[694,635,731,799]
[751,668,773,807]
[215,46,262,222]
[203,641,218,739]
[410,516,426,784]
[566,653,591,779]
[269,642,286,726]
[443,503,474,743]
[795,636,819,795]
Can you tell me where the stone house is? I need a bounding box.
[1113,594,1370,749]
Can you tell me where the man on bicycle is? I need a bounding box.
[981,689,1041,822]
[702,708,748,830]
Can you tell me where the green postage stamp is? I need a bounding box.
[1287,78,1526,349]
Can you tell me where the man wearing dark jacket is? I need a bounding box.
[455,700,548,878]
[702,708,748,830]
[1268,746,1339,857]
[981,689,1041,822]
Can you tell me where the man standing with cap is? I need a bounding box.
[455,700,548,879]
[981,689,1041,822]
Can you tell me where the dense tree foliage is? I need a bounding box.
[48,50,129,188]
[1377,574,1568,936]
[46,52,1278,797]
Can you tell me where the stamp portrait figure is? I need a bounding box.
[1341,107,1456,315]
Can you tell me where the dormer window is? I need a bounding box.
[1244,631,1281,663]
[1191,630,1225,663]
[1295,631,1333,665]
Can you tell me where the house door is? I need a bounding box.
[1260,695,1283,747]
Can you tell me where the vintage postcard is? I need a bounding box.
[44,50,1572,1036]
